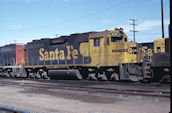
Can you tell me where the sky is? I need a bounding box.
[0,0,170,46]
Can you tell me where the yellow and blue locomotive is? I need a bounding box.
[24,28,170,82]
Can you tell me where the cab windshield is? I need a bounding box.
[110,32,119,36]
[111,37,123,42]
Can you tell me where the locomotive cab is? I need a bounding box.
[88,28,129,67]
[87,28,139,80]
[109,29,127,43]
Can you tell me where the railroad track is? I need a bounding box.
[0,78,170,98]
[0,106,26,113]
[0,77,168,87]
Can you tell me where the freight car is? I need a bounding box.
[0,44,26,77]
[0,28,170,82]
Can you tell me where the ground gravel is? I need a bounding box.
[0,81,170,113]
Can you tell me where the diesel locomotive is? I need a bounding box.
[0,28,170,82]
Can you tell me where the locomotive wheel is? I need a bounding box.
[161,75,170,83]
[41,71,49,79]
[105,72,112,81]
[34,72,41,79]
[79,69,88,79]
[111,72,119,81]
[97,72,107,81]
[87,73,97,80]
[29,73,35,78]
[11,73,16,78]
[6,73,10,78]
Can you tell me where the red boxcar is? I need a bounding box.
[16,44,25,66]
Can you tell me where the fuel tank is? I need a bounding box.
[48,69,83,80]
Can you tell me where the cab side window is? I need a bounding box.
[124,38,127,42]
[157,47,161,53]
[94,38,100,47]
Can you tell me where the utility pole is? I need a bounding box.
[130,19,138,42]
[161,0,164,38]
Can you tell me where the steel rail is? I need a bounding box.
[0,79,170,98]
[0,106,27,113]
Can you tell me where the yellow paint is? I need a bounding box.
[72,49,78,59]
[154,38,165,53]
[79,43,89,56]
[44,51,49,61]
[59,50,65,60]
[49,51,55,60]
[147,49,153,56]
[141,46,148,61]
[87,29,139,66]
[39,48,44,61]
[66,45,71,60]
[55,48,59,60]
